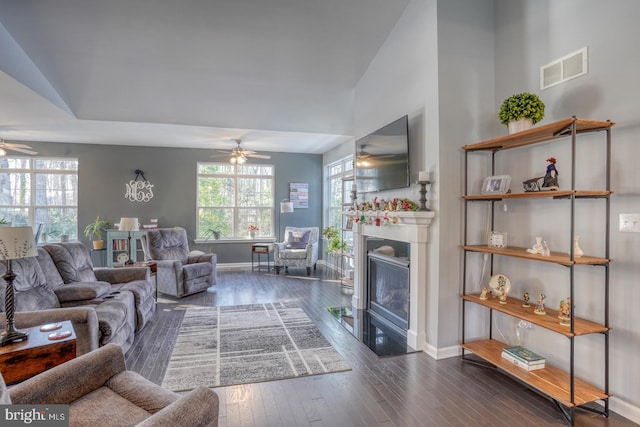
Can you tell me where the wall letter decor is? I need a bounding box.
[125,169,154,202]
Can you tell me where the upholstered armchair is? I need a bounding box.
[274,226,319,276]
[140,228,217,298]
[2,343,219,427]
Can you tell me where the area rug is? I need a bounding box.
[161,301,351,391]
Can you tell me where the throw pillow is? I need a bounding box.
[286,230,311,249]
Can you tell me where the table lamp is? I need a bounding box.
[0,226,38,346]
[118,217,139,264]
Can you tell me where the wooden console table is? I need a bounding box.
[0,320,76,384]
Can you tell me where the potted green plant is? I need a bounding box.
[84,216,110,249]
[498,92,545,134]
[322,226,345,254]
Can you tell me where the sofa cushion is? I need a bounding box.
[36,247,65,289]
[0,256,61,311]
[279,249,308,259]
[70,386,152,426]
[285,230,311,249]
[44,242,98,283]
[54,281,112,303]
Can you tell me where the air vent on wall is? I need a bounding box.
[540,46,588,90]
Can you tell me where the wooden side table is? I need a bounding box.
[0,320,76,385]
[251,243,274,272]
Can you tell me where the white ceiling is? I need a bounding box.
[0,0,409,154]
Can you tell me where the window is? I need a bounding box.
[325,156,354,231]
[197,162,274,240]
[0,157,78,242]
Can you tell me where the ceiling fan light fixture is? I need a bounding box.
[229,155,237,164]
[0,148,5,156]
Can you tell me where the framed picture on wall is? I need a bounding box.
[290,183,309,208]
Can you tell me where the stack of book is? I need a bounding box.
[501,345,546,371]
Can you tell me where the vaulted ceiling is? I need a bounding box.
[0,0,409,154]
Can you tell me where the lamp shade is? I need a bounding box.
[280,201,294,213]
[0,226,38,260]
[118,217,139,231]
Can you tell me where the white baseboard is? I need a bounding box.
[609,397,640,425]
[422,342,461,360]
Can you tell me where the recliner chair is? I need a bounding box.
[1,343,219,427]
[140,228,217,298]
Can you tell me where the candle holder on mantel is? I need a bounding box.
[417,180,431,211]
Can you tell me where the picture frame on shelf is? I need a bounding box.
[481,175,512,195]
[345,217,354,230]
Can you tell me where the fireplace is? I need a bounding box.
[351,210,435,352]
[367,250,410,331]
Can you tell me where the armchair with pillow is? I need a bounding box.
[140,228,217,298]
[273,226,319,276]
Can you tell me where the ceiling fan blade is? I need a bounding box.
[246,153,271,159]
[7,147,38,155]
[5,143,34,149]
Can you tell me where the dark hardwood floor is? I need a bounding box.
[125,266,636,427]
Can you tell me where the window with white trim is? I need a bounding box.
[0,157,78,243]
[325,156,354,231]
[196,162,274,240]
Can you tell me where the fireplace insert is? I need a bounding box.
[367,251,410,331]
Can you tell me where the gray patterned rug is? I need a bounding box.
[161,301,351,391]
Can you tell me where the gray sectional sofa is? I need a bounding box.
[0,242,156,355]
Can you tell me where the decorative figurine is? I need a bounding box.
[522,157,560,191]
[526,237,544,255]
[522,292,530,307]
[558,297,571,326]
[499,288,508,304]
[479,286,489,300]
[542,157,559,190]
[542,240,551,257]
[534,293,546,315]
[573,236,584,258]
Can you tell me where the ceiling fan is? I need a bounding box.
[0,140,38,156]
[212,139,271,164]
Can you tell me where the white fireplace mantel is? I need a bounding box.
[349,210,436,351]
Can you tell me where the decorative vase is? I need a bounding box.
[249,231,256,239]
[508,118,533,134]
[573,235,583,258]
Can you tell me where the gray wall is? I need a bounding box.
[25,140,322,263]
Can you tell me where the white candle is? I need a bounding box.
[419,171,428,182]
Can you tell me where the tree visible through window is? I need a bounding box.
[0,157,78,243]
[197,163,274,239]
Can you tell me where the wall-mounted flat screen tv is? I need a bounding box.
[356,115,410,193]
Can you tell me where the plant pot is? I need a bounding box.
[508,118,533,134]
[92,240,104,250]
[249,231,256,239]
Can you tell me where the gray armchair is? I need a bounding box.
[274,226,319,276]
[140,228,217,298]
[2,343,219,427]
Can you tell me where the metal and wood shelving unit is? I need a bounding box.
[460,117,614,425]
